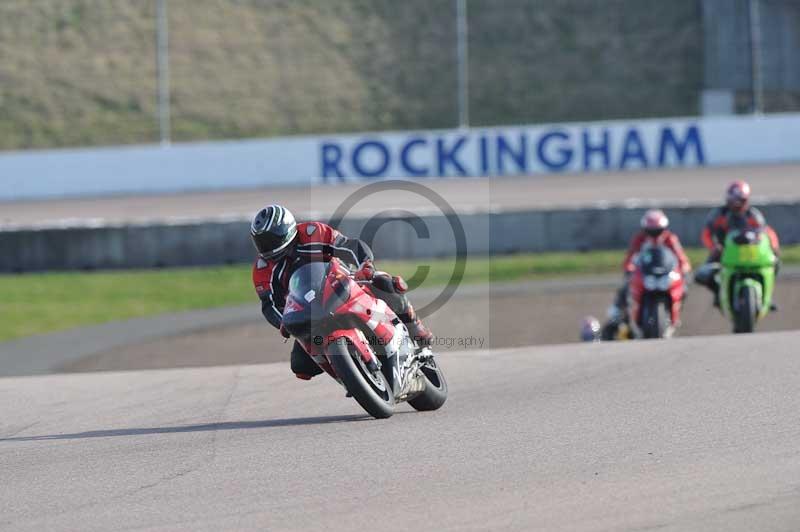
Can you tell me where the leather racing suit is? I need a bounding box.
[695,206,780,298]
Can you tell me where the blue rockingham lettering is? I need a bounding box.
[320,123,705,181]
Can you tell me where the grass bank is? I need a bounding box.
[0,0,703,150]
[2,246,798,342]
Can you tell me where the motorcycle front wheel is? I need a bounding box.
[328,340,395,419]
[640,297,670,339]
[733,285,758,334]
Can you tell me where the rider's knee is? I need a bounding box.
[694,263,717,285]
[370,272,409,315]
[372,272,408,294]
[371,272,394,293]
[693,269,707,285]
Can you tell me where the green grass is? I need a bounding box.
[1,267,251,342]
[2,246,798,342]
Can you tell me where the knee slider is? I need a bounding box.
[371,272,394,292]
[392,276,408,293]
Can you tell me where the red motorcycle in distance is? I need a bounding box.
[627,243,687,339]
[281,258,448,419]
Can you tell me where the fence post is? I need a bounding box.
[156,0,172,144]
[748,0,764,114]
[456,0,470,128]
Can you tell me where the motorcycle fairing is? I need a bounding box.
[628,244,685,329]
[719,230,776,321]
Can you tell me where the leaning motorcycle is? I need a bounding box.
[281,258,447,419]
[718,228,776,334]
[626,243,686,339]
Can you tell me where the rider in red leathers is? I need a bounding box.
[621,210,691,277]
[603,209,691,338]
[694,180,780,307]
[250,205,433,380]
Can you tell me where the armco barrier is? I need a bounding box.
[1,202,798,272]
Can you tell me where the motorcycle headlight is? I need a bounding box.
[657,275,672,291]
[644,275,672,291]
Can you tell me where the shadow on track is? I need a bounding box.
[0,414,370,442]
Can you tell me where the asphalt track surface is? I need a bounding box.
[3,331,800,531]
[2,162,800,226]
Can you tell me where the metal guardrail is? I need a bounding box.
[2,201,798,272]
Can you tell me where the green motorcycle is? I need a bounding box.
[718,228,777,334]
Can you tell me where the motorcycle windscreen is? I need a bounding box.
[638,246,677,277]
[722,229,775,268]
[281,261,331,338]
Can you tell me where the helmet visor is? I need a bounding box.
[728,198,747,213]
[252,229,297,259]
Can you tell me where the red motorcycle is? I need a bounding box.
[280,258,448,419]
[627,243,686,339]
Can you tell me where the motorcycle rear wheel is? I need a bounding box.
[328,340,395,419]
[407,357,448,412]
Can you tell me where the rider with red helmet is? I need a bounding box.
[250,205,434,380]
[604,209,691,335]
[623,209,691,276]
[695,180,780,306]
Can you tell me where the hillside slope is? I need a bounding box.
[0,0,702,150]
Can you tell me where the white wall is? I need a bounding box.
[1,113,799,200]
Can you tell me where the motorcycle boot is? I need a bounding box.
[398,306,434,347]
[370,273,434,347]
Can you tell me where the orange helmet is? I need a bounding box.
[640,209,669,237]
[726,180,751,214]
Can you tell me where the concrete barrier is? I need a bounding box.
[1,202,798,272]
[3,113,800,200]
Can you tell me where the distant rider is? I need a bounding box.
[694,180,780,307]
[250,205,434,380]
[580,316,601,342]
[603,209,691,337]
